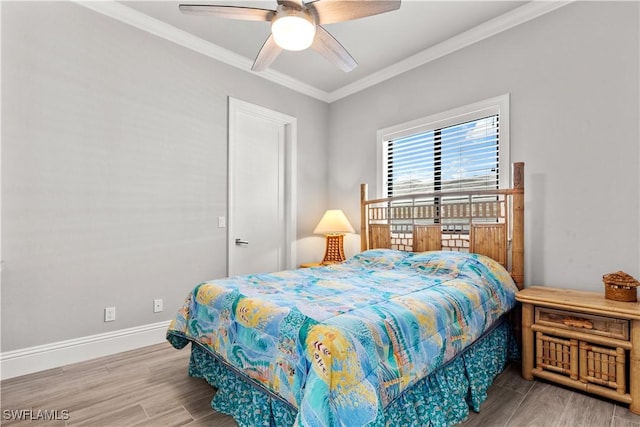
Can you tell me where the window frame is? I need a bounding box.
[376,94,510,199]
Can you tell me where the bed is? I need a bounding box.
[167,163,525,427]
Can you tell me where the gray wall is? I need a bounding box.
[328,1,639,290]
[1,1,328,351]
[2,1,639,354]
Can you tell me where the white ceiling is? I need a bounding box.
[85,1,570,102]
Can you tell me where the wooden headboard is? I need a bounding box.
[361,162,525,290]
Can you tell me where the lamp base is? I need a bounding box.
[321,234,346,264]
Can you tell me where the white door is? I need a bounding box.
[228,98,297,277]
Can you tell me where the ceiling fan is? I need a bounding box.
[179,0,401,72]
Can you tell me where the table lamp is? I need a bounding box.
[313,209,355,264]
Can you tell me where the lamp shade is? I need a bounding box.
[313,210,355,235]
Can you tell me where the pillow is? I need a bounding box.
[398,250,472,278]
[344,249,410,269]
[401,250,515,285]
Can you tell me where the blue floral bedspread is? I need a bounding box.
[167,250,518,426]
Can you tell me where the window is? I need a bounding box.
[377,94,510,198]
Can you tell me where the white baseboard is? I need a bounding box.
[0,320,171,380]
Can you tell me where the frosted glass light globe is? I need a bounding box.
[271,12,316,51]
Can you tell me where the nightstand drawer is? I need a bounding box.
[535,307,629,340]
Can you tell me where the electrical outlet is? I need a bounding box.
[153,299,163,313]
[104,307,116,322]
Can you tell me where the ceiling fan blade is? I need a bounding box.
[178,4,275,22]
[252,34,283,71]
[311,25,357,72]
[308,0,400,25]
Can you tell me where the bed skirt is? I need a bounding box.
[168,318,518,427]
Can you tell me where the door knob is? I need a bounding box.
[235,238,249,245]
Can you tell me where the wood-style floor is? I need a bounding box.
[1,342,639,427]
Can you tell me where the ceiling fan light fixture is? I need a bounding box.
[179,0,402,72]
[271,7,316,51]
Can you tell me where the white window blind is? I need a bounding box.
[386,115,499,197]
[378,94,509,198]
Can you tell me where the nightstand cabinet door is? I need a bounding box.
[579,341,626,394]
[535,331,578,379]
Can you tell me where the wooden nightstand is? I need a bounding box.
[299,262,323,268]
[516,286,640,414]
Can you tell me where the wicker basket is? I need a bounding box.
[603,271,638,302]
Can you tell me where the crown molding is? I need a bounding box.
[76,0,572,105]
[74,1,331,103]
[327,1,574,102]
